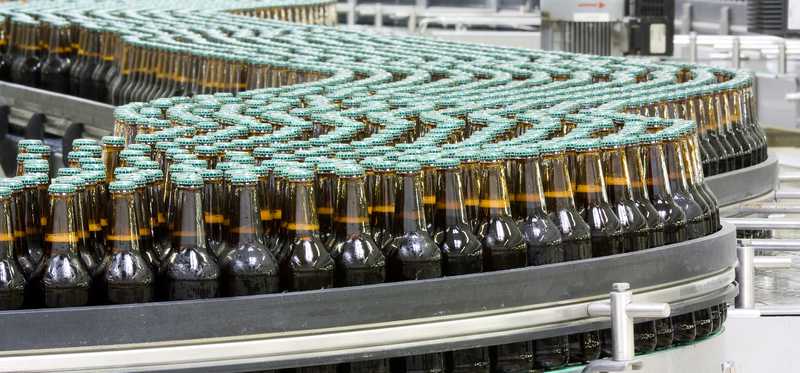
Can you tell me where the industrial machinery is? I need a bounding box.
[540,0,675,56]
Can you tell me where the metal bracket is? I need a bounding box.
[582,283,671,373]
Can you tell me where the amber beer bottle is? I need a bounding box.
[678,125,721,231]
[572,139,625,257]
[621,134,667,248]
[34,183,92,307]
[316,163,337,245]
[40,21,71,94]
[97,180,155,304]
[472,152,531,372]
[430,158,489,373]
[20,174,46,279]
[599,136,650,252]
[0,187,25,310]
[10,20,41,87]
[0,179,28,280]
[220,172,280,296]
[660,130,709,240]
[639,133,688,245]
[277,168,334,291]
[539,142,599,364]
[52,176,99,275]
[201,169,228,258]
[369,159,397,251]
[329,165,388,373]
[160,173,219,300]
[506,147,568,370]
[101,136,125,182]
[385,161,444,373]
[116,173,160,269]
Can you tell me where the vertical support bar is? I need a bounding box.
[417,0,427,10]
[408,8,417,33]
[736,245,755,309]
[346,0,356,26]
[374,3,383,30]
[732,36,741,69]
[778,39,787,75]
[689,32,698,63]
[720,6,731,35]
[487,0,499,12]
[610,283,635,361]
[681,3,693,34]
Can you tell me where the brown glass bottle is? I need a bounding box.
[201,169,228,259]
[220,172,280,296]
[40,21,71,94]
[0,187,25,310]
[53,176,99,276]
[420,157,439,232]
[539,143,599,364]
[385,161,444,373]
[370,160,397,252]
[662,131,709,240]
[117,173,161,271]
[455,151,481,230]
[328,165,388,373]
[639,133,688,245]
[89,28,114,103]
[277,168,334,291]
[473,153,531,372]
[316,164,337,246]
[75,25,100,100]
[160,173,219,300]
[703,88,736,172]
[97,180,155,304]
[430,158,490,373]
[0,179,28,282]
[19,174,45,280]
[680,127,721,232]
[573,140,625,257]
[622,136,667,248]
[505,147,569,370]
[600,137,650,252]
[32,183,91,307]
[10,21,41,87]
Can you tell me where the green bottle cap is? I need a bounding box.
[285,168,314,181]
[173,173,204,187]
[18,139,43,151]
[57,168,82,177]
[539,141,564,154]
[31,172,49,185]
[135,133,157,145]
[114,167,138,177]
[72,138,98,148]
[48,183,76,194]
[102,136,125,146]
[17,153,42,163]
[229,155,256,165]
[133,160,160,170]
[53,176,85,188]
[119,149,145,160]
[109,180,137,192]
[26,144,51,155]
[127,144,151,154]
[82,144,103,157]
[0,178,23,191]
[19,174,39,187]
[23,160,49,174]
[144,169,164,182]
[0,187,11,198]
[335,164,365,177]
[478,151,503,162]
[66,150,92,162]
[253,147,276,158]
[395,161,422,173]
[433,157,460,169]
[230,172,258,184]
[117,173,147,188]
[81,163,106,173]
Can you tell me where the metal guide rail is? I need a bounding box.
[706,152,778,207]
[0,224,737,372]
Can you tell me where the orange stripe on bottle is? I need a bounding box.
[479,199,509,209]
[45,233,80,243]
[203,213,225,224]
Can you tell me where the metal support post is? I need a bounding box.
[374,3,383,30]
[408,9,417,33]
[583,283,670,373]
[739,239,800,250]
[753,256,793,269]
[737,202,800,214]
[346,0,356,27]
[775,190,800,199]
[680,3,692,34]
[732,37,741,69]
[719,6,730,35]
[778,40,787,75]
[778,173,800,183]
[736,245,755,309]
[689,32,698,63]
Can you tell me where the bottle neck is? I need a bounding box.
[0,198,14,259]
[393,172,427,234]
[543,153,577,212]
[227,183,264,246]
[603,147,634,204]
[435,168,469,227]
[45,193,80,255]
[624,144,650,200]
[23,186,43,238]
[369,170,396,229]
[334,176,370,237]
[316,172,336,227]
[682,134,706,184]
[512,157,548,218]
[107,191,141,254]
[171,186,207,250]
[663,138,692,194]
[283,180,320,239]
[642,141,674,199]
[461,161,481,215]
[479,161,512,219]
[202,180,225,227]
[575,150,610,207]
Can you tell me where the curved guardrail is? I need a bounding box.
[706,153,778,207]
